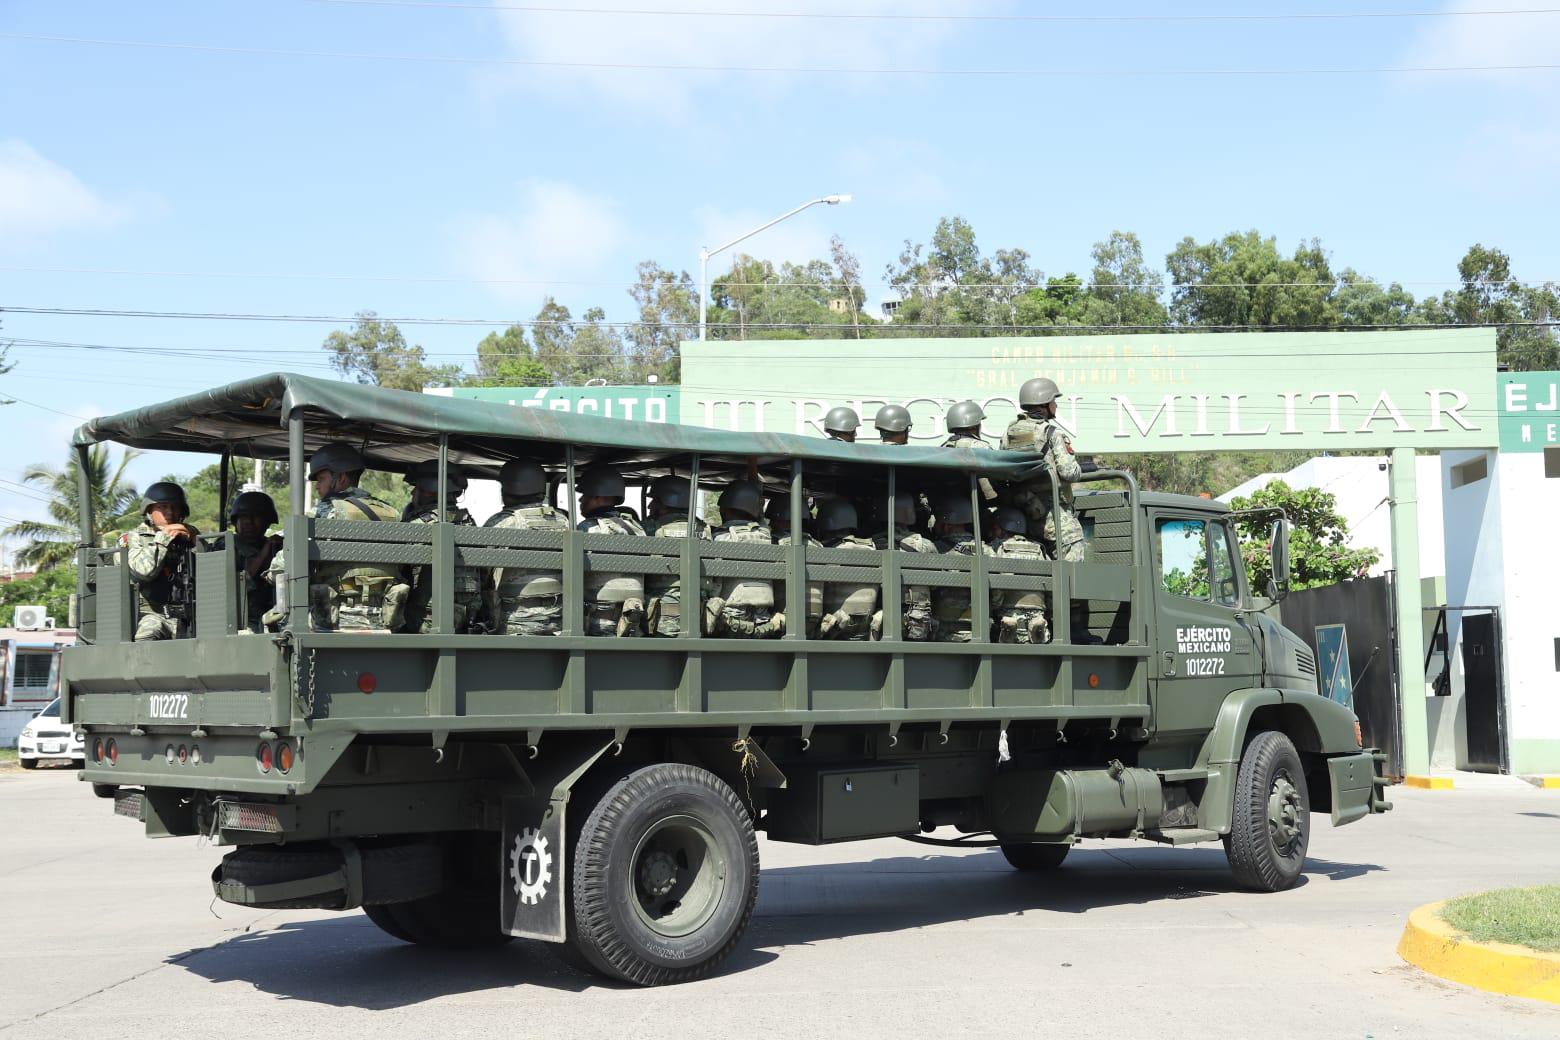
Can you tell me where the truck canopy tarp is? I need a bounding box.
[72,372,1060,484]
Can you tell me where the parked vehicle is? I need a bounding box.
[16,698,83,767]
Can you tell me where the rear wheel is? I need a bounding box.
[1223,730,1310,892]
[362,904,417,943]
[999,842,1070,871]
[20,757,38,770]
[368,833,512,949]
[566,763,758,986]
[92,783,117,798]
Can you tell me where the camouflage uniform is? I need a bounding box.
[404,504,489,633]
[943,399,997,502]
[484,502,570,635]
[708,519,785,639]
[773,528,823,639]
[308,487,404,631]
[124,520,202,641]
[872,528,938,641]
[643,512,714,638]
[990,530,1052,644]
[232,535,277,634]
[577,509,647,637]
[931,532,994,643]
[1003,414,1085,563]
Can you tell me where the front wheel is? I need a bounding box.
[1223,730,1309,892]
[566,763,759,986]
[20,757,38,770]
[1000,842,1070,871]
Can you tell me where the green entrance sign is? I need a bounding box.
[438,384,678,424]
[679,329,1497,452]
[1497,371,1560,453]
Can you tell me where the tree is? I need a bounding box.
[1084,231,1168,328]
[324,311,462,392]
[470,325,549,388]
[1418,245,1559,370]
[2,445,141,571]
[0,567,75,627]
[709,255,854,340]
[1166,231,1336,328]
[884,216,1039,332]
[529,297,627,384]
[1227,479,1380,592]
[626,261,696,383]
[829,235,867,338]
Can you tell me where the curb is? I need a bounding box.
[1397,900,1560,1005]
[1521,775,1560,790]
[1403,775,1454,790]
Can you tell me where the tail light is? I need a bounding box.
[105,738,118,765]
[276,742,294,774]
[177,744,189,765]
[190,745,202,765]
[256,742,274,773]
[165,744,176,765]
[93,738,104,763]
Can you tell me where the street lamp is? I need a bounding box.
[698,194,852,342]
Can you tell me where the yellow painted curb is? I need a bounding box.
[1403,775,1455,790]
[1523,775,1560,789]
[1398,901,1560,1005]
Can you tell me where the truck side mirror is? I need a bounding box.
[1267,519,1291,602]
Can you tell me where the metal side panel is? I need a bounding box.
[1327,751,1375,827]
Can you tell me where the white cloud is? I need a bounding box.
[486,0,996,115]
[1402,3,1560,89]
[448,178,626,303]
[0,140,129,236]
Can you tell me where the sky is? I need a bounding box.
[0,0,1557,556]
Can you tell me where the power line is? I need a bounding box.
[4,306,1555,335]
[1,264,1550,293]
[5,31,1558,77]
[312,1,1560,25]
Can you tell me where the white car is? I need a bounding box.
[16,698,85,768]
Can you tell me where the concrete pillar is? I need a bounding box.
[1390,447,1430,776]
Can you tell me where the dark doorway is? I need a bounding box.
[1278,575,1401,777]
[1460,611,1507,773]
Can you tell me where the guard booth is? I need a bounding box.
[678,328,1503,778]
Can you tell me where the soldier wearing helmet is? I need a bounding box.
[871,491,938,641]
[575,466,647,637]
[767,493,824,637]
[296,441,405,632]
[483,460,570,636]
[943,400,997,502]
[706,479,785,639]
[1003,376,1086,563]
[642,473,713,638]
[988,506,1051,645]
[813,498,878,641]
[874,404,912,445]
[823,405,860,443]
[229,490,281,633]
[401,460,490,634]
[930,490,996,643]
[124,480,202,641]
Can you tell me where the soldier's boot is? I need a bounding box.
[869,610,883,641]
[645,596,663,636]
[382,583,411,632]
[616,598,646,637]
[1027,613,1051,645]
[997,615,1019,644]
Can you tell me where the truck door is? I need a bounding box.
[1150,514,1260,741]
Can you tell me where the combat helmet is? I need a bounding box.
[1019,377,1061,410]
[823,406,860,438]
[576,467,626,502]
[498,460,548,500]
[992,507,1028,537]
[874,404,912,436]
[228,490,278,527]
[307,442,365,479]
[141,480,189,515]
[945,400,985,432]
[935,492,974,527]
[718,480,764,522]
[814,498,858,538]
[404,459,468,496]
[649,474,692,512]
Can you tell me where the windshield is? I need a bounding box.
[39,698,60,717]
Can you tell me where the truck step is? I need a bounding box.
[1152,827,1220,846]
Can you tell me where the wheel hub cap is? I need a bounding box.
[638,850,678,897]
[1268,773,1304,855]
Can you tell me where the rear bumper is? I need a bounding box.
[1328,748,1393,827]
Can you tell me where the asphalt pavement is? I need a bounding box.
[2,764,1557,1039]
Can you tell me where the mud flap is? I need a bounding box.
[502,795,568,941]
[1327,751,1376,827]
[499,734,617,942]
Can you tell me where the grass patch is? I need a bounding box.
[0,747,17,763]
[1441,885,1560,953]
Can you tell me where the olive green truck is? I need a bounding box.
[62,374,1391,986]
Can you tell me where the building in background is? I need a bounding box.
[1,608,78,745]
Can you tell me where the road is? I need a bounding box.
[1,765,1556,1039]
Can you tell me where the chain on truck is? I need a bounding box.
[62,373,1391,986]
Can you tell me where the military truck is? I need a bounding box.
[63,374,1390,986]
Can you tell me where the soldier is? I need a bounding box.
[944,400,997,502]
[871,490,938,641]
[1002,376,1087,562]
[576,466,646,637]
[229,490,281,634]
[874,403,912,445]
[930,492,994,643]
[303,441,405,632]
[768,493,823,638]
[988,507,1051,645]
[707,480,784,639]
[401,460,489,634]
[813,498,878,641]
[823,405,860,443]
[642,473,712,637]
[484,460,570,636]
[124,481,202,641]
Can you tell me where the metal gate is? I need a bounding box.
[1278,575,1402,777]
[1425,606,1508,774]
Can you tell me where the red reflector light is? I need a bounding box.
[1088,673,1100,689]
[276,742,294,774]
[93,738,104,763]
[256,743,274,773]
[105,738,118,765]
[177,744,189,765]
[357,673,377,694]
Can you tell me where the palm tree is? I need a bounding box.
[3,445,142,571]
